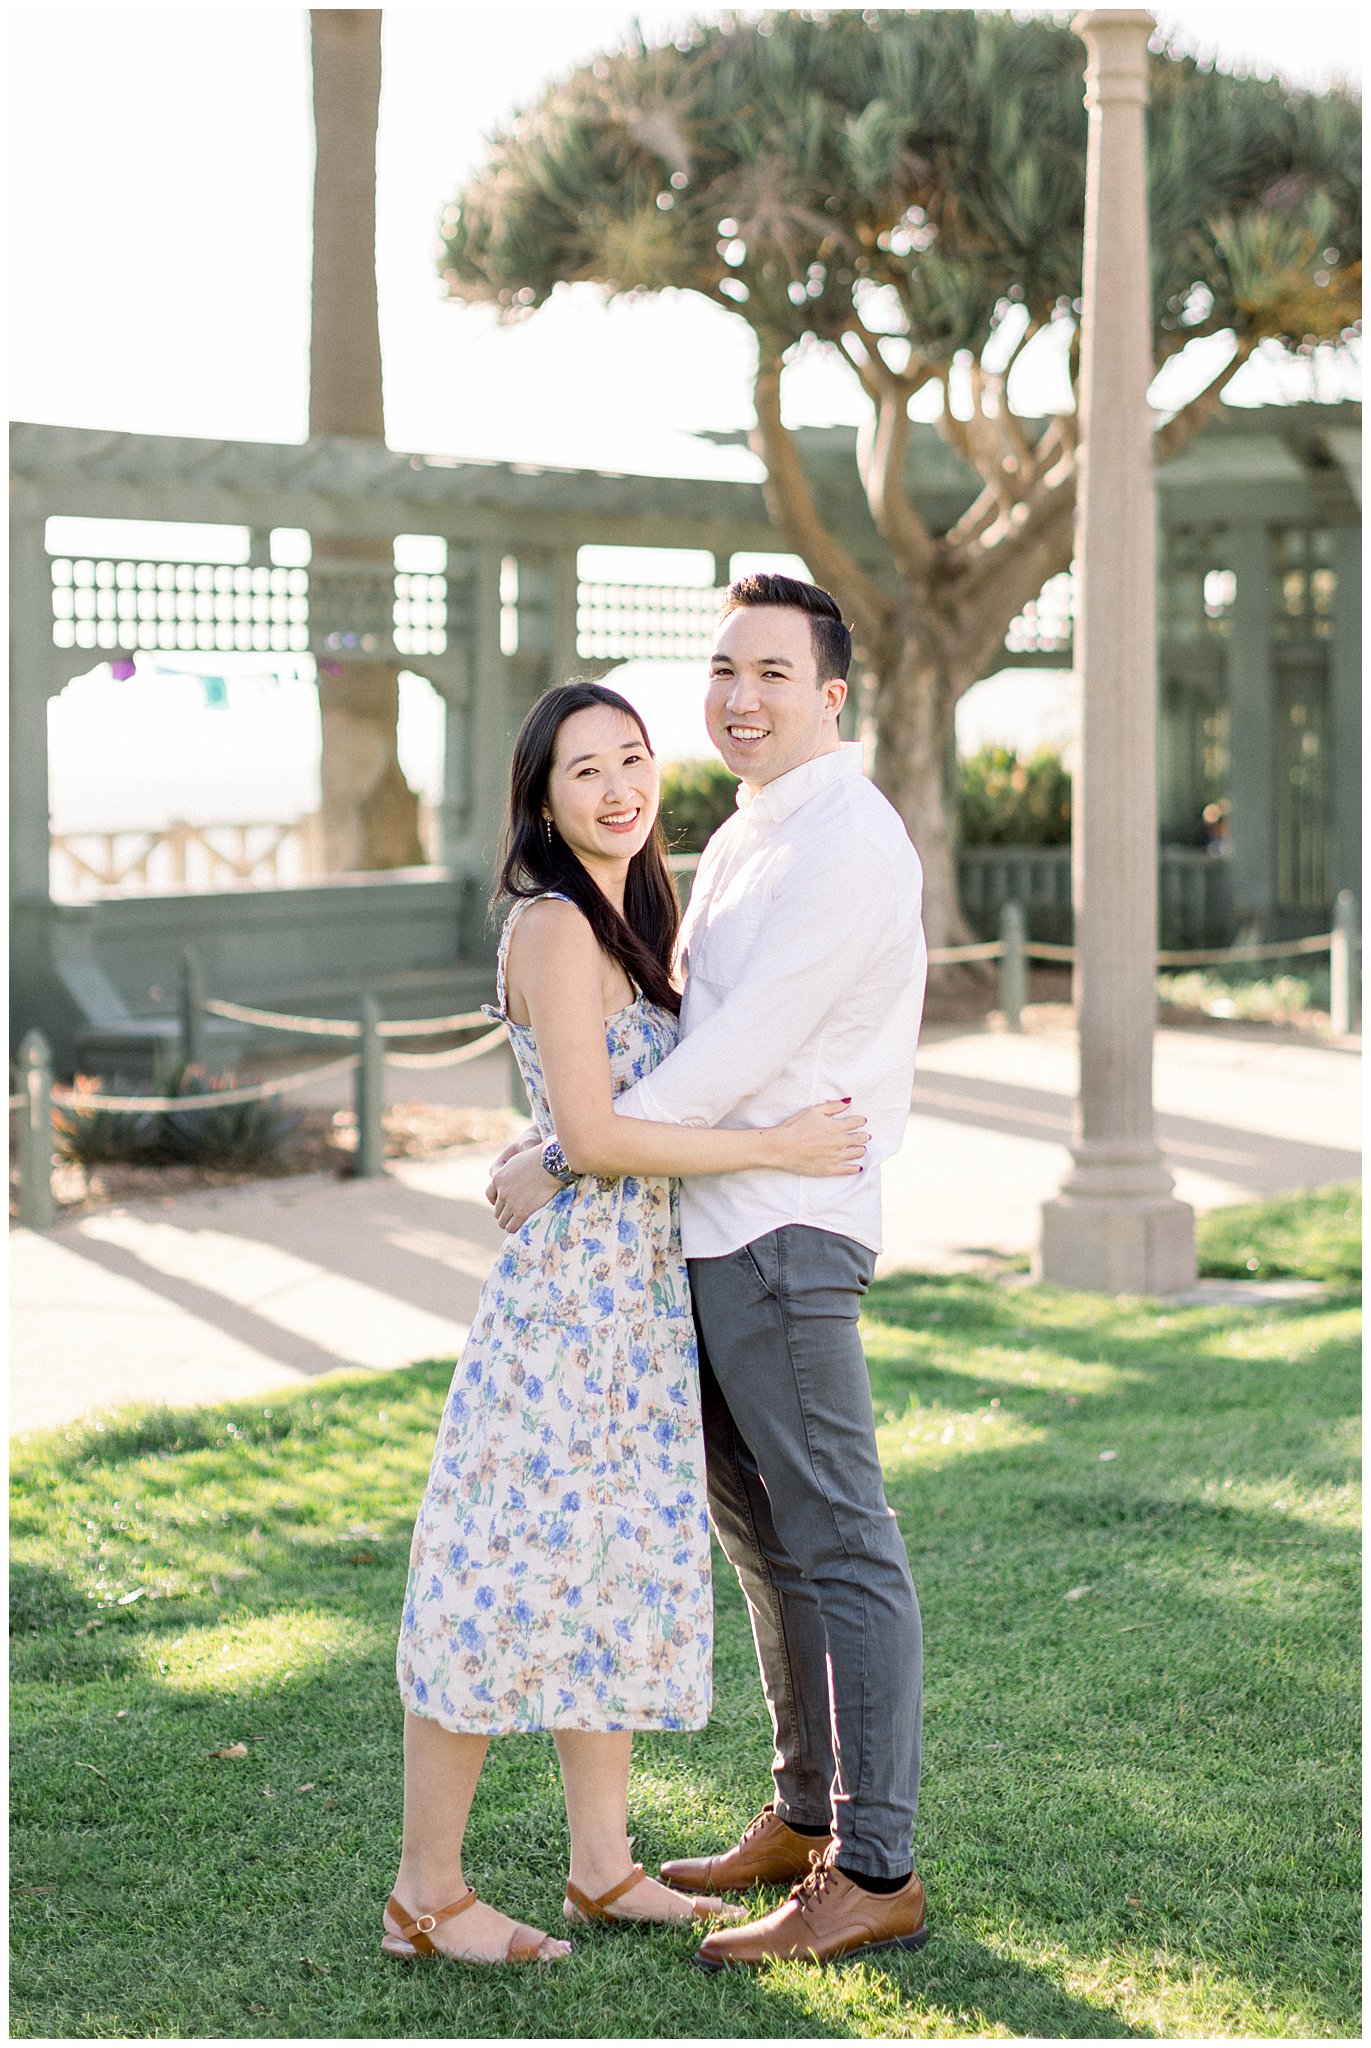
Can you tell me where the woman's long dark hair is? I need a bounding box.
[494,682,682,1016]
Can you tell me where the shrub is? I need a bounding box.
[52,1077,159,1165]
[659,745,1075,856]
[958,744,1072,846]
[658,757,738,853]
[156,1065,300,1169]
[1156,969,1329,1024]
[661,744,1076,853]
[52,1066,299,1172]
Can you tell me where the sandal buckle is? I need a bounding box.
[414,1913,437,1934]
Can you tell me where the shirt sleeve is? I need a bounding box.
[616,836,918,1128]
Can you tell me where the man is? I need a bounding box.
[489,574,928,1969]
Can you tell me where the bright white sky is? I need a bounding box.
[10,2,1362,835]
[9,0,1363,466]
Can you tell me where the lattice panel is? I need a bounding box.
[1272,526,1337,643]
[49,558,311,656]
[308,564,399,658]
[577,582,725,661]
[47,557,451,663]
[1161,528,1237,646]
[393,572,448,657]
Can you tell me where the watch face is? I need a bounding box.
[542,1141,574,1182]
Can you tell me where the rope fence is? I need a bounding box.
[1154,931,1338,968]
[926,939,1004,965]
[47,1054,361,1115]
[10,890,1360,1229]
[386,1024,510,1070]
[202,996,494,1041]
[202,996,360,1039]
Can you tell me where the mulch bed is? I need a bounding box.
[10,1101,521,1225]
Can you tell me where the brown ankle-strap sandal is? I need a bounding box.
[563,1862,724,1926]
[382,1889,562,1964]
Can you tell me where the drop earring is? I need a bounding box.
[543,817,553,847]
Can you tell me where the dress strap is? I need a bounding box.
[496,891,573,1016]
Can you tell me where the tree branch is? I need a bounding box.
[955,458,1078,605]
[855,387,939,581]
[839,333,889,410]
[936,402,976,472]
[750,359,893,654]
[1000,314,1042,381]
[1152,335,1255,464]
[958,492,1077,686]
[950,339,1251,683]
[846,312,937,397]
[943,485,1003,552]
[964,364,1019,515]
[991,381,1040,490]
[944,406,1077,555]
[1029,409,1078,479]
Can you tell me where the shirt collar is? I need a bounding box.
[735,741,864,826]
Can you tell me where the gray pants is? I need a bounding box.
[689,1225,922,1878]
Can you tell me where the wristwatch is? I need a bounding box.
[541,1137,579,1184]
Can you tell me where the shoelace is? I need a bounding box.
[738,1808,775,1844]
[793,1852,837,1917]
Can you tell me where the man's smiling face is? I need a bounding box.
[705,604,847,789]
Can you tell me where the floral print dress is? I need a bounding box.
[396,895,713,1734]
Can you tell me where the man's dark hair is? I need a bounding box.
[719,573,853,684]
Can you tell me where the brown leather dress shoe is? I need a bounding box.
[694,1853,927,1971]
[659,1806,832,1895]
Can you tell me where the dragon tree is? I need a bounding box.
[432,8,1359,946]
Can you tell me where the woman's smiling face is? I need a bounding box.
[544,703,660,869]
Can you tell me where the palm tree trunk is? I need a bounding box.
[308,9,423,872]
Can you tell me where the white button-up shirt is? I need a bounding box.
[615,742,927,1259]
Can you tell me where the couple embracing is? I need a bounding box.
[387,574,928,1972]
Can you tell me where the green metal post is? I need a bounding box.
[354,997,384,1177]
[1330,890,1358,1037]
[178,947,206,1070]
[999,900,1026,1032]
[16,1029,56,1230]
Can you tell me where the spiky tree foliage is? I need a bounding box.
[309,9,424,874]
[437,9,1359,945]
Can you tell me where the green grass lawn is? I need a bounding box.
[1195,1183,1360,1285]
[10,1193,1361,2039]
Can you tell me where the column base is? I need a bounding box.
[1035,1188,1197,1296]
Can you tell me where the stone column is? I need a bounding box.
[1037,10,1196,1293]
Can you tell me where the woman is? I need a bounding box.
[386,682,867,1966]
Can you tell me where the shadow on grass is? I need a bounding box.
[10,1617,1160,2042]
[10,1286,1360,2038]
[13,1522,1358,2019]
[862,1273,1360,1463]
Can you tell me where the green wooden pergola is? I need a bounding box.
[9,403,1360,1070]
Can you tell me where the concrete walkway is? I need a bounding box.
[9,1020,1359,1436]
